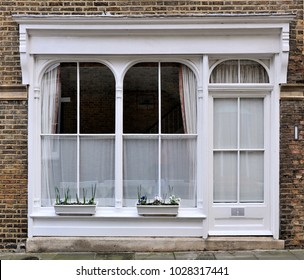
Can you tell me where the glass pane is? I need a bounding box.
[214,99,238,149]
[240,60,269,83]
[161,63,184,133]
[210,60,238,83]
[240,99,264,149]
[80,63,115,134]
[240,152,264,202]
[123,63,158,133]
[80,136,115,207]
[161,137,197,207]
[41,63,77,134]
[41,136,77,206]
[59,63,77,133]
[123,137,158,206]
[213,152,237,203]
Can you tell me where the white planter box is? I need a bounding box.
[137,205,179,216]
[54,203,97,216]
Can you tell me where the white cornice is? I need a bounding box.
[14,14,294,33]
[13,14,292,84]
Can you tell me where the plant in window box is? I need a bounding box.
[54,184,97,216]
[136,186,181,216]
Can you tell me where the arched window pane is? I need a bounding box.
[123,63,158,133]
[41,63,77,134]
[210,59,269,83]
[161,63,184,133]
[210,60,238,83]
[80,63,115,134]
[240,60,269,83]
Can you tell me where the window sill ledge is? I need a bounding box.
[30,207,206,219]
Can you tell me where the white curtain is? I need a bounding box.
[41,64,60,134]
[167,65,197,206]
[214,99,238,149]
[123,137,159,206]
[161,137,197,207]
[210,60,238,83]
[41,136,77,206]
[240,61,269,83]
[240,99,264,148]
[80,137,115,207]
[213,151,237,203]
[210,60,269,83]
[41,65,61,206]
[180,65,197,134]
[240,151,264,202]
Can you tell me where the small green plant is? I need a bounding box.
[137,185,181,206]
[137,185,147,205]
[55,184,97,205]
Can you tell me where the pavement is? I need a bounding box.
[1,249,304,260]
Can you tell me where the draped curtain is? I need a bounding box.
[41,64,62,206]
[41,64,60,134]
[160,65,197,207]
[179,65,197,134]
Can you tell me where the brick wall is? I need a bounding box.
[0,1,304,250]
[280,85,304,248]
[0,91,27,251]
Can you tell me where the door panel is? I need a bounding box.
[210,96,271,235]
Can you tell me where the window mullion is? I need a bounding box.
[115,86,123,208]
[158,62,162,196]
[238,60,241,83]
[237,97,240,203]
[76,62,80,197]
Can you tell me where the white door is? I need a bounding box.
[209,95,272,235]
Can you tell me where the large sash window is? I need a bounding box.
[41,63,116,206]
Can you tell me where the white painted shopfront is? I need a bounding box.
[15,14,291,238]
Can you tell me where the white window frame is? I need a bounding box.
[14,15,291,238]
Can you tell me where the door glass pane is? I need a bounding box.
[240,60,269,83]
[161,137,197,207]
[123,137,158,206]
[213,152,237,203]
[210,60,238,83]
[123,63,158,133]
[41,136,77,206]
[80,63,115,134]
[240,99,264,149]
[214,99,238,149]
[80,136,115,207]
[240,151,264,202]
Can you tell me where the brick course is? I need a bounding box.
[0,1,304,250]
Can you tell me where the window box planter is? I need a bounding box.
[136,204,179,216]
[54,203,97,216]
